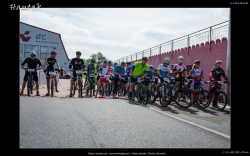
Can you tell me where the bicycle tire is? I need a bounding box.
[139,85,148,105]
[73,82,77,97]
[149,84,156,103]
[159,85,172,107]
[174,88,192,108]
[216,91,227,111]
[30,78,33,95]
[51,79,54,97]
[197,89,211,109]
[27,77,31,96]
[78,80,82,97]
[118,84,126,97]
[89,79,93,97]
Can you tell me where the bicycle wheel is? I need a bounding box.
[30,79,33,94]
[197,90,211,109]
[89,79,93,97]
[159,85,172,107]
[149,84,156,103]
[78,80,82,97]
[175,88,192,108]
[139,85,149,106]
[51,79,54,97]
[27,77,31,96]
[73,82,77,97]
[216,91,227,111]
[118,84,126,97]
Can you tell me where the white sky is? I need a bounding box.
[20,8,229,61]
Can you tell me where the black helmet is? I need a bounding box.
[114,62,118,66]
[121,62,126,65]
[126,62,131,65]
[76,51,81,55]
[142,57,148,61]
[194,60,200,65]
[103,60,107,63]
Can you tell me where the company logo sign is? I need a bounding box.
[20,31,31,42]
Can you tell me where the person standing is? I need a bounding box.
[43,50,60,96]
[20,51,42,96]
[69,51,85,97]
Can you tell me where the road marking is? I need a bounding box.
[148,107,230,139]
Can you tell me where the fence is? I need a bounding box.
[114,21,229,64]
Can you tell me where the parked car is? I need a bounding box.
[59,68,71,79]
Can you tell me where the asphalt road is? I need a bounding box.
[20,96,230,148]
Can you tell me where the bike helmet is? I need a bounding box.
[126,62,131,65]
[149,65,154,69]
[30,51,36,57]
[76,51,81,55]
[194,60,200,65]
[177,56,184,63]
[103,60,107,63]
[91,59,96,63]
[114,62,118,66]
[142,57,148,61]
[121,62,126,65]
[51,51,57,55]
[215,60,222,64]
[163,57,170,64]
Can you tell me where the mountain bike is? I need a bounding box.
[88,74,95,97]
[99,75,112,96]
[72,70,83,98]
[26,68,35,96]
[130,77,149,106]
[188,81,211,109]
[48,71,57,97]
[117,75,127,97]
[207,80,228,111]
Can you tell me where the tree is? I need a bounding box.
[84,52,109,66]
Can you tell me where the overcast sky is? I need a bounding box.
[20,8,229,61]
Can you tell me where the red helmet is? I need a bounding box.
[51,51,57,55]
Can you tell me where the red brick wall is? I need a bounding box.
[131,38,228,89]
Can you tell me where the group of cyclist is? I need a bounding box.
[20,50,228,107]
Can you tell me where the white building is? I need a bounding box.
[20,22,70,71]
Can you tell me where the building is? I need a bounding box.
[20,22,70,71]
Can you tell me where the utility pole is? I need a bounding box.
[226,9,231,106]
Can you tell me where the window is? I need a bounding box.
[20,60,22,66]
[20,44,23,58]
[24,52,30,58]
[24,45,39,52]
[40,46,48,52]
[40,53,47,59]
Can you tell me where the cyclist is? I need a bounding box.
[128,57,149,100]
[95,60,110,98]
[209,60,228,107]
[20,51,42,96]
[43,50,61,96]
[112,62,126,98]
[107,61,114,93]
[125,62,132,92]
[69,51,85,97]
[154,57,171,96]
[190,60,204,104]
[86,59,98,96]
[185,70,193,89]
[171,56,187,105]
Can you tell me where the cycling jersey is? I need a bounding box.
[157,64,170,77]
[113,65,126,78]
[99,66,110,77]
[172,64,187,78]
[131,61,149,77]
[69,58,84,71]
[45,56,58,71]
[86,63,97,75]
[126,65,132,77]
[21,57,42,71]
[191,67,203,82]
[209,67,227,81]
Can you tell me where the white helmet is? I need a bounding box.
[163,57,170,64]
[30,51,36,56]
[177,56,184,63]
[215,60,222,64]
